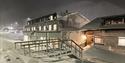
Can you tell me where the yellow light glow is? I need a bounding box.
[81,34,87,40]
[80,34,87,45]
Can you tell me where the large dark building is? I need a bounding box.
[83,14,125,51]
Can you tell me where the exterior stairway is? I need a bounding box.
[48,50,72,58]
[14,39,83,61]
[60,39,83,60]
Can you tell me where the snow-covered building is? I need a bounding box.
[23,12,91,47]
[18,11,91,60]
[83,14,125,50]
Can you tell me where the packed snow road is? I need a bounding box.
[82,45,125,63]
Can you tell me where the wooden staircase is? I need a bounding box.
[60,39,83,59]
[14,39,83,60]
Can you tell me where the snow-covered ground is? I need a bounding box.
[0,32,88,63]
[2,31,124,63]
[82,45,125,63]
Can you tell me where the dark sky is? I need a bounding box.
[0,0,125,25]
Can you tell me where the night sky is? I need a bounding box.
[0,0,125,26]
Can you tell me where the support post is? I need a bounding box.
[28,44,31,56]
[15,43,16,49]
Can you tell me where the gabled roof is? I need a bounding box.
[27,13,57,24]
[81,18,103,30]
[82,14,125,30]
[59,12,90,30]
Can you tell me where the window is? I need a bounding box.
[32,27,34,31]
[49,25,52,31]
[43,26,46,31]
[27,22,30,25]
[39,26,41,31]
[117,19,124,24]
[94,36,103,44]
[111,20,117,24]
[105,18,125,26]
[27,28,30,31]
[53,24,57,30]
[24,35,29,41]
[26,28,28,31]
[40,37,45,40]
[118,37,125,46]
[50,15,53,20]
[34,27,36,31]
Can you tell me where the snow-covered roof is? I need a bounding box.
[58,12,90,30]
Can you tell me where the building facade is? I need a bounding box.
[83,14,125,49]
[23,12,90,48]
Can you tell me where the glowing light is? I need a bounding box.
[49,25,52,31]
[50,15,53,20]
[24,35,29,41]
[39,26,41,31]
[81,34,87,44]
[43,26,46,31]
[8,26,14,30]
[53,24,57,30]
[34,27,36,30]
[118,37,125,46]
[40,37,45,40]
[81,34,87,40]
[27,17,31,21]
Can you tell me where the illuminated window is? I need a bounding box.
[40,37,44,40]
[39,26,41,31]
[32,27,34,31]
[118,37,125,46]
[53,24,57,30]
[43,26,46,31]
[50,15,53,20]
[49,25,52,31]
[40,37,46,40]
[94,36,103,44]
[34,27,36,31]
[24,35,29,41]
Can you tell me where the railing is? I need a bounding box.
[14,39,60,55]
[15,39,58,48]
[60,39,83,60]
[14,39,83,60]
